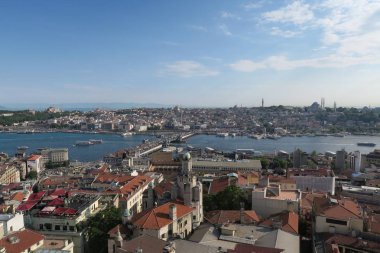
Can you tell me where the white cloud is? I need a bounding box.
[242,1,265,10]
[218,24,232,36]
[270,27,300,38]
[162,61,219,78]
[188,25,207,32]
[220,11,241,20]
[230,60,265,72]
[262,1,314,25]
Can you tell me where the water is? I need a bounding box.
[0,132,155,162]
[1,133,379,161]
[183,135,380,154]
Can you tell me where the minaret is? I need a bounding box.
[334,101,337,112]
[262,98,264,108]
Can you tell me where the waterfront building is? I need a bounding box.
[191,159,261,174]
[365,149,380,167]
[40,148,69,164]
[292,149,308,168]
[335,149,346,170]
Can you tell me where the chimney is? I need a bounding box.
[169,204,177,220]
[240,202,245,224]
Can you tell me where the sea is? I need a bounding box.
[0,132,379,162]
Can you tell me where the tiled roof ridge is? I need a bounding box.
[337,199,361,218]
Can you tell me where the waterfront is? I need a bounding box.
[1,132,380,161]
[182,134,380,155]
[0,132,156,162]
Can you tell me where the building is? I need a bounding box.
[365,149,380,167]
[289,168,335,195]
[349,151,362,172]
[27,155,43,174]
[0,229,45,253]
[292,149,308,168]
[41,148,69,164]
[335,149,346,170]
[0,165,20,184]
[131,201,193,240]
[313,196,364,234]
[191,159,262,174]
[0,213,24,237]
[251,185,300,218]
[205,209,260,225]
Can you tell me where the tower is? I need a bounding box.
[262,98,264,108]
[114,228,123,248]
[174,152,203,228]
[334,101,337,112]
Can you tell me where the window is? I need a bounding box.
[326,218,347,226]
[69,226,75,232]
[63,226,67,231]
[45,223,52,230]
[39,224,43,230]
[55,225,60,231]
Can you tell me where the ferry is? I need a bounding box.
[357,142,376,147]
[76,141,94,146]
[205,147,215,152]
[89,139,103,144]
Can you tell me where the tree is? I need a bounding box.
[27,171,37,179]
[204,185,248,212]
[81,206,122,253]
[260,158,269,170]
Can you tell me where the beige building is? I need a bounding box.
[0,164,20,184]
[131,201,193,240]
[251,185,300,218]
[41,148,69,164]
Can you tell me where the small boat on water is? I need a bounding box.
[266,134,281,140]
[121,132,134,137]
[216,133,229,137]
[17,146,29,150]
[357,142,376,147]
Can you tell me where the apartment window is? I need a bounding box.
[326,218,347,226]
[45,223,52,230]
[69,226,75,231]
[39,224,43,230]
[63,226,68,231]
[55,225,60,231]
[184,220,187,226]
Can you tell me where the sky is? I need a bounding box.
[1,0,380,108]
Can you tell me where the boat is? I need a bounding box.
[17,146,29,150]
[89,139,103,144]
[121,132,134,137]
[266,134,281,140]
[76,141,94,146]
[333,133,345,137]
[229,133,237,137]
[142,139,149,143]
[357,142,376,147]
[216,133,229,137]
[205,147,215,152]
[250,134,263,140]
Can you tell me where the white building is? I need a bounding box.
[27,155,43,173]
[0,213,25,237]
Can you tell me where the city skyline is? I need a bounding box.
[1,0,380,107]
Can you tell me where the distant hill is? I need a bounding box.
[1,103,172,111]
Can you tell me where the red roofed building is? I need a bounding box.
[131,201,193,240]
[27,155,43,173]
[208,173,250,194]
[259,211,299,235]
[0,229,44,253]
[313,196,364,234]
[205,209,260,225]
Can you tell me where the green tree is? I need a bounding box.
[204,185,248,212]
[260,158,269,170]
[27,171,37,179]
[81,206,122,253]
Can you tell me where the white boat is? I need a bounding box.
[250,134,263,140]
[229,133,237,137]
[121,132,134,137]
[216,133,229,137]
[266,134,281,140]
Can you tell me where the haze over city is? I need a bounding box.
[1,0,380,107]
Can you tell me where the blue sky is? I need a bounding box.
[1,0,380,107]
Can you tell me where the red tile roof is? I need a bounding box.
[10,192,24,202]
[27,155,42,161]
[0,229,44,253]
[205,210,260,225]
[323,233,380,253]
[132,201,193,229]
[259,211,299,235]
[314,197,362,220]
